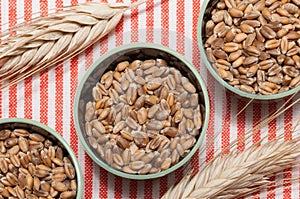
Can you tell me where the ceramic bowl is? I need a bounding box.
[197,0,300,100]
[0,118,83,198]
[74,43,210,179]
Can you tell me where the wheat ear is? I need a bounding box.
[0,0,148,89]
[162,136,300,199]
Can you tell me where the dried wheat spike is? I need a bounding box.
[162,137,300,199]
[0,0,148,89]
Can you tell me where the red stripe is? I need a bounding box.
[174,0,185,184]
[39,0,48,126]
[252,102,262,144]
[206,78,215,163]
[146,0,154,42]
[161,0,169,46]
[97,32,109,199]
[190,150,200,174]
[99,167,108,198]
[283,99,293,198]
[159,0,170,195]
[284,100,293,140]
[283,168,292,199]
[129,180,137,199]
[114,176,122,199]
[69,0,79,158]
[83,44,97,198]
[251,102,262,198]
[115,0,123,47]
[159,176,168,198]
[8,0,17,118]
[82,2,95,198]
[237,100,246,152]
[144,180,153,199]
[55,0,63,12]
[176,0,185,55]
[54,64,63,136]
[222,93,231,155]
[54,1,64,136]
[85,154,93,199]
[71,0,78,6]
[192,0,200,71]
[24,0,32,120]
[129,2,139,198]
[70,56,78,156]
[267,102,277,199]
[69,0,79,159]
[131,0,139,42]
[268,102,277,141]
[114,1,124,196]
[192,0,200,41]
[39,0,48,16]
[191,0,201,174]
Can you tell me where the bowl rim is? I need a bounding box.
[0,118,83,199]
[197,1,300,100]
[74,42,210,180]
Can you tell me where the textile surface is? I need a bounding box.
[0,0,299,198]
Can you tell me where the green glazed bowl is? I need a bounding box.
[0,118,83,199]
[197,0,300,100]
[74,43,210,180]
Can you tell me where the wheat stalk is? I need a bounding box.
[0,0,148,89]
[162,94,300,199]
[162,136,300,199]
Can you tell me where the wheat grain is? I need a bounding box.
[161,136,300,199]
[0,0,148,90]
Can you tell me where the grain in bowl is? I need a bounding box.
[198,0,300,100]
[0,118,83,199]
[74,43,210,180]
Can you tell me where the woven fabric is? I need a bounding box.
[1,0,299,198]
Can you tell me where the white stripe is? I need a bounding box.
[245,103,253,148]
[122,0,132,45]
[107,172,115,198]
[230,97,238,151]
[2,0,9,30]
[276,173,283,198]
[31,0,41,122]
[199,60,208,84]
[168,0,176,51]
[17,83,24,118]
[63,61,71,143]
[108,29,116,52]
[47,68,56,129]
[48,0,56,11]
[32,0,40,19]
[93,164,100,198]
[153,0,161,43]
[291,163,300,199]
[32,75,40,121]
[136,180,144,198]
[16,0,24,24]
[1,87,9,118]
[138,0,146,42]
[2,0,13,118]
[185,0,192,59]
[76,53,86,197]
[63,0,71,6]
[121,178,130,198]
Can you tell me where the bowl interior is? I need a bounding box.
[0,118,83,199]
[197,0,300,101]
[75,43,210,180]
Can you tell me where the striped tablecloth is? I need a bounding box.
[1,0,299,198]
